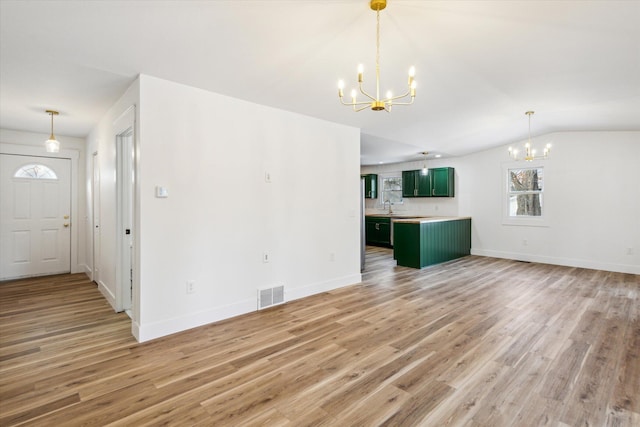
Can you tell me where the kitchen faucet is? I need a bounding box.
[383,200,393,214]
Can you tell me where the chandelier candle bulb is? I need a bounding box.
[358,64,364,82]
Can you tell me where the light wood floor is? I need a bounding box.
[1,248,638,426]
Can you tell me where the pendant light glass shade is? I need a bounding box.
[45,138,60,153]
[420,152,428,175]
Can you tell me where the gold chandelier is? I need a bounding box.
[337,0,416,112]
[508,111,551,161]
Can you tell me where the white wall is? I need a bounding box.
[0,128,87,274]
[362,131,640,274]
[134,75,361,341]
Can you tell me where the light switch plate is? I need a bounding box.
[155,186,169,198]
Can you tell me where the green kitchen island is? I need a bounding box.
[393,217,471,269]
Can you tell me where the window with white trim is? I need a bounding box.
[380,176,403,205]
[508,166,543,217]
[14,164,58,180]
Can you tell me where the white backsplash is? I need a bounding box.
[364,196,458,217]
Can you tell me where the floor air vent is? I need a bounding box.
[258,285,285,310]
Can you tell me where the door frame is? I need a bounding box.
[113,106,136,314]
[0,142,81,275]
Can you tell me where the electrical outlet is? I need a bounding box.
[186,280,195,294]
[329,252,335,262]
[263,252,269,263]
[265,172,271,183]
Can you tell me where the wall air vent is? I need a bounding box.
[258,285,285,310]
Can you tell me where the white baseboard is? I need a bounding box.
[286,273,362,302]
[131,319,141,342]
[136,299,256,343]
[135,273,362,343]
[471,249,640,275]
[72,263,86,274]
[97,280,116,310]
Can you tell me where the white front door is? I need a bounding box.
[0,154,71,280]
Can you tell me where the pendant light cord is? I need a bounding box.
[375,9,381,100]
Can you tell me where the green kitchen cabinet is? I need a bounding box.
[365,216,391,247]
[429,167,455,197]
[402,167,455,198]
[394,218,471,268]
[402,170,430,198]
[362,174,378,199]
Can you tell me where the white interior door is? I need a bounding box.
[116,131,134,312]
[115,105,135,313]
[92,152,100,284]
[0,154,71,280]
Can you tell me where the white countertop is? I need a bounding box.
[391,216,471,224]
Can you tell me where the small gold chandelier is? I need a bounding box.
[508,111,551,161]
[337,0,416,112]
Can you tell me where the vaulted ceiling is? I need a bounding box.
[1,1,638,165]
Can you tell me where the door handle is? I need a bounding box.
[64,223,70,228]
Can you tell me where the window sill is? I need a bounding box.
[502,216,549,227]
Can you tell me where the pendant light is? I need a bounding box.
[420,152,428,175]
[45,110,60,153]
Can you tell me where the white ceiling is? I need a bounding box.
[1,0,639,165]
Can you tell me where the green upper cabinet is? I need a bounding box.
[402,170,430,197]
[402,167,455,198]
[402,170,415,197]
[362,174,378,199]
[430,167,455,197]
